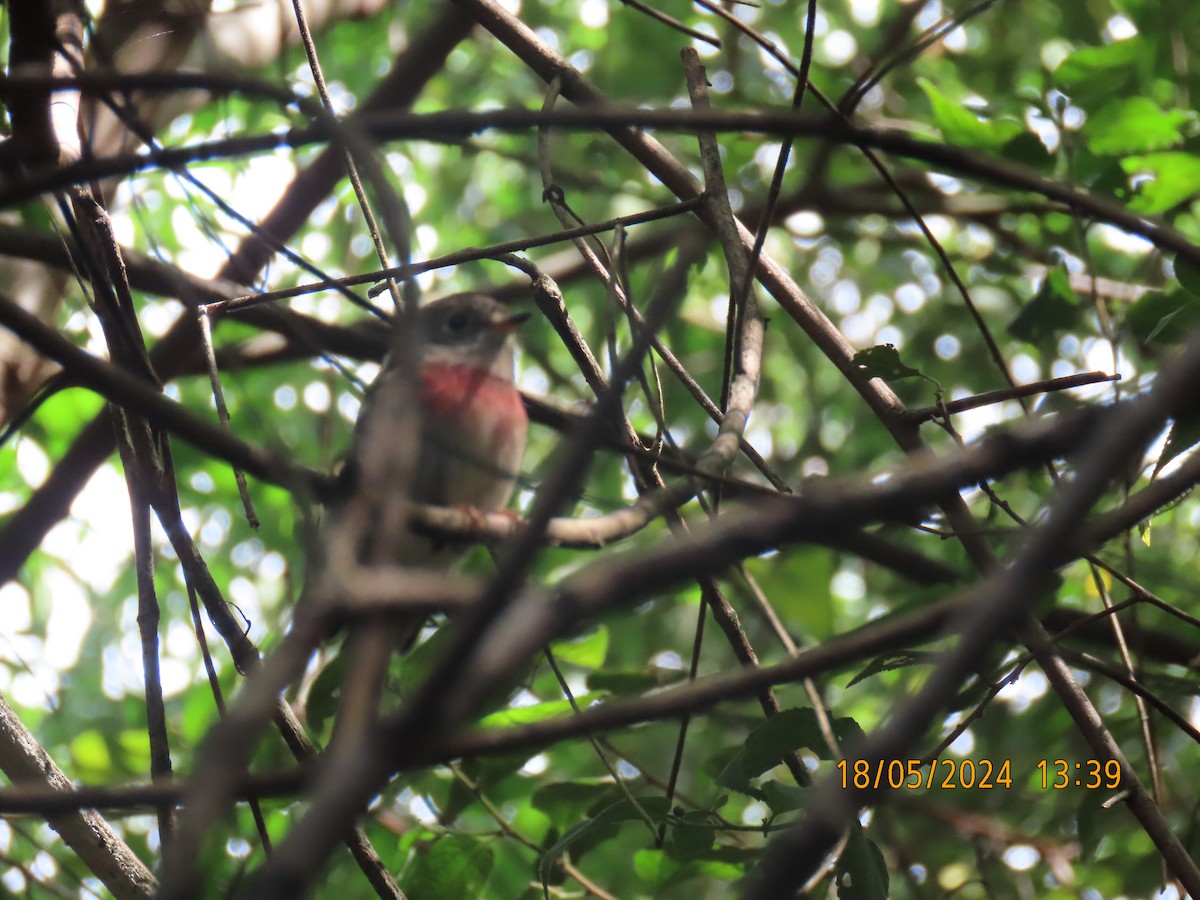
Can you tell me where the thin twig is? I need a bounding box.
[196,307,259,527]
[901,370,1121,424]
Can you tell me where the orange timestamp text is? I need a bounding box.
[836,758,1014,790]
[1036,758,1121,790]
[834,758,1124,791]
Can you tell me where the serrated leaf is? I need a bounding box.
[1084,98,1192,155]
[742,709,834,772]
[715,751,765,800]
[742,715,815,779]
[836,825,889,900]
[1008,268,1080,346]
[852,344,923,383]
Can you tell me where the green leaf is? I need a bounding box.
[836,825,890,900]
[1121,153,1200,214]
[70,730,112,773]
[1153,415,1200,478]
[538,797,669,893]
[1001,131,1053,170]
[181,686,222,746]
[1008,268,1081,346]
[758,780,808,816]
[666,811,716,861]
[742,708,849,770]
[33,388,107,457]
[395,622,457,696]
[917,79,1024,151]
[116,730,151,767]
[532,781,616,825]
[548,625,608,668]
[851,344,923,383]
[587,668,685,695]
[478,694,602,728]
[1084,98,1192,155]
[1073,147,1134,196]
[1177,255,1200,299]
[714,753,765,801]
[1054,37,1144,96]
[1125,290,1200,346]
[1076,794,1105,862]
[742,548,835,639]
[717,708,866,798]
[441,753,532,825]
[847,651,936,688]
[305,651,347,736]
[633,848,682,889]
[662,855,750,889]
[403,835,494,900]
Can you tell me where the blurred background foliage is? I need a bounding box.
[2,0,1200,896]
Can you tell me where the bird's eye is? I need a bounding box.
[444,310,471,333]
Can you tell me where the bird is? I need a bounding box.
[341,291,530,569]
[317,293,529,729]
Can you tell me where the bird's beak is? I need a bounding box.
[493,310,532,333]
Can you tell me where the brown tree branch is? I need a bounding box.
[0,692,156,898]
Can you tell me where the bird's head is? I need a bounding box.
[417,293,530,381]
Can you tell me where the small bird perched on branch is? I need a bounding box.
[318,292,530,729]
[340,291,530,570]
[314,293,529,737]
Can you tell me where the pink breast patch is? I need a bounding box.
[419,362,527,437]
